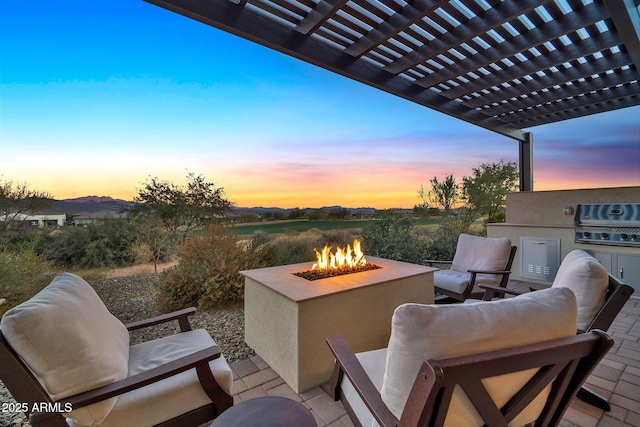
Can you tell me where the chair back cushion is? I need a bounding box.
[381,287,577,426]
[551,249,608,331]
[450,234,512,276]
[1,273,129,426]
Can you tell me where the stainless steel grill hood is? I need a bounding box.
[574,203,640,247]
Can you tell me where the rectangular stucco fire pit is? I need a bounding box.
[241,256,435,393]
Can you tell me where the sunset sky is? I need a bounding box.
[1,1,639,209]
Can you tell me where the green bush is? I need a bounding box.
[0,247,56,316]
[319,229,358,248]
[159,225,264,311]
[37,220,139,268]
[255,233,316,267]
[424,217,476,261]
[360,214,428,264]
[249,228,359,268]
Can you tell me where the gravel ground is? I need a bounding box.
[0,273,254,427]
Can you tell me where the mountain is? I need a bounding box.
[44,197,380,216]
[51,196,132,215]
[62,196,123,204]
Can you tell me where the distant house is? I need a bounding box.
[71,210,128,226]
[2,213,67,228]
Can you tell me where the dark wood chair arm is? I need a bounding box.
[467,269,511,275]
[326,335,398,427]
[51,345,222,412]
[125,307,196,332]
[422,259,452,264]
[479,284,524,295]
[479,284,525,301]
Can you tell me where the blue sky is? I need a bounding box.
[1,0,639,208]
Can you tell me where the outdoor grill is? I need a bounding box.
[574,203,640,247]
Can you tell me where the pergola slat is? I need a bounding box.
[460,50,634,110]
[507,94,640,128]
[482,67,639,116]
[494,81,640,124]
[144,0,640,145]
[414,1,612,89]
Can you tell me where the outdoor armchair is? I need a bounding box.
[478,249,633,411]
[0,272,233,427]
[326,287,612,427]
[424,233,516,302]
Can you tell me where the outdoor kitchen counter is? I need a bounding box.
[241,257,436,393]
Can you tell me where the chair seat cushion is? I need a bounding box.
[1,273,129,426]
[381,287,578,426]
[339,348,387,427]
[434,270,502,295]
[434,270,470,294]
[552,249,608,330]
[72,329,233,427]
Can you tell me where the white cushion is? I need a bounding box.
[74,329,233,427]
[446,234,512,293]
[339,348,387,427]
[450,234,512,273]
[552,250,609,331]
[380,287,577,426]
[1,273,129,426]
[433,270,471,294]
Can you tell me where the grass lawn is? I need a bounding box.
[230,217,445,236]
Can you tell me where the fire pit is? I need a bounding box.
[293,239,380,280]
[241,252,436,393]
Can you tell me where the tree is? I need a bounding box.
[132,216,175,273]
[429,174,459,214]
[0,179,53,235]
[461,160,518,217]
[287,208,306,220]
[130,172,233,243]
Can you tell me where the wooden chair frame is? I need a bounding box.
[327,330,613,427]
[425,245,517,302]
[0,307,233,427]
[479,274,634,411]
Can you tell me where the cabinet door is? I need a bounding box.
[616,254,640,295]
[520,238,560,282]
[587,251,613,273]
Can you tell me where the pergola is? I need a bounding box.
[144,0,640,190]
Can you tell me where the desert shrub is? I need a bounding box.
[38,220,138,268]
[360,214,428,264]
[159,225,264,311]
[132,216,177,269]
[0,247,56,316]
[257,233,316,267]
[319,229,359,247]
[247,229,360,268]
[482,211,506,235]
[424,217,477,261]
[249,230,273,248]
[131,242,154,264]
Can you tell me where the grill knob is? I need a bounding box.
[600,233,609,240]
[583,232,592,239]
[632,234,638,241]
[620,234,629,241]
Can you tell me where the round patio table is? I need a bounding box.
[211,395,316,427]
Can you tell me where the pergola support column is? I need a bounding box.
[519,132,533,192]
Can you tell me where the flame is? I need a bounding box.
[312,239,367,271]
